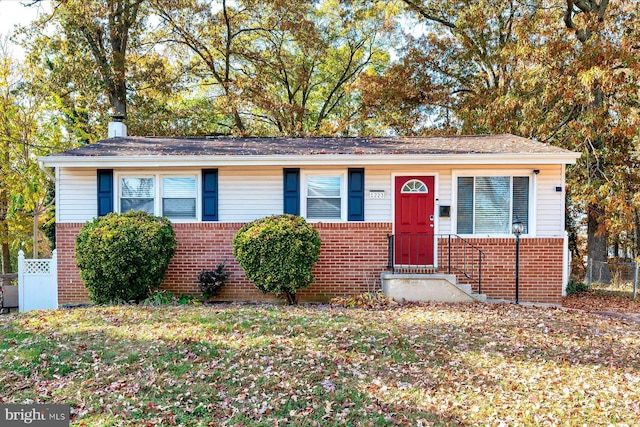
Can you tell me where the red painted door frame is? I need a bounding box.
[394,176,435,266]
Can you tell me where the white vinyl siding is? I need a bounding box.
[218,168,281,222]
[437,171,453,234]
[535,165,565,236]
[57,168,98,223]
[55,164,566,237]
[361,168,392,222]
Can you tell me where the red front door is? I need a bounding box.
[394,176,435,265]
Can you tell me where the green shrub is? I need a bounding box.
[177,293,198,305]
[566,279,589,295]
[75,211,177,304]
[141,290,174,306]
[232,214,321,304]
[198,263,229,298]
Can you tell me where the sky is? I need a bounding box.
[0,0,48,57]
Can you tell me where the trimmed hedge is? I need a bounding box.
[75,211,177,304]
[232,214,321,304]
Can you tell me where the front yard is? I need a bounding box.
[1,302,639,426]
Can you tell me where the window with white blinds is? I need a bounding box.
[162,177,197,219]
[457,176,530,234]
[306,176,342,219]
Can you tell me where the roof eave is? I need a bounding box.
[41,152,581,168]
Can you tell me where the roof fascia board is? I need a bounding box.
[41,153,580,168]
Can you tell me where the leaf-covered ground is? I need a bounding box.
[1,303,639,426]
[563,290,640,317]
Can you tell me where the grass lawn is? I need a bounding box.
[1,302,639,426]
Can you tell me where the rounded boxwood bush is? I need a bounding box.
[232,214,321,304]
[75,211,177,304]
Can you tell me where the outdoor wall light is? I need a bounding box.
[512,219,523,304]
[512,219,524,236]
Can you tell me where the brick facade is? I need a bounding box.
[56,222,392,304]
[56,223,564,304]
[440,237,565,304]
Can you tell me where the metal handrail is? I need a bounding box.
[387,234,485,294]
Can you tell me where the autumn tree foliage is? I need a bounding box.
[26,0,146,119]
[153,0,395,136]
[1,0,638,273]
[0,40,74,268]
[359,0,640,267]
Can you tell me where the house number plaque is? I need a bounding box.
[369,190,385,199]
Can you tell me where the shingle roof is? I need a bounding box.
[52,134,574,157]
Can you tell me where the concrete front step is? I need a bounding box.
[380,272,486,303]
[469,292,487,302]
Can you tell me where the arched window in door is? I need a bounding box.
[401,179,428,193]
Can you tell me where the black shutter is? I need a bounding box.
[97,169,113,217]
[283,168,300,215]
[348,168,365,221]
[202,169,219,221]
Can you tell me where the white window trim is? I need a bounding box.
[115,172,201,222]
[301,170,347,222]
[452,170,536,237]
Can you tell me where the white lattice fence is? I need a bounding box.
[18,250,58,312]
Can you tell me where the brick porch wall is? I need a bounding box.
[56,222,392,304]
[56,223,564,304]
[439,237,565,304]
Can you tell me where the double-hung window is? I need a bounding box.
[119,174,197,220]
[304,174,345,220]
[456,175,530,234]
[121,177,155,215]
[162,177,197,219]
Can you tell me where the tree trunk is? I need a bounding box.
[233,109,245,133]
[109,93,127,119]
[587,203,610,283]
[0,240,10,274]
[635,208,640,259]
[0,186,10,274]
[32,206,39,259]
[284,291,297,305]
[0,222,10,273]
